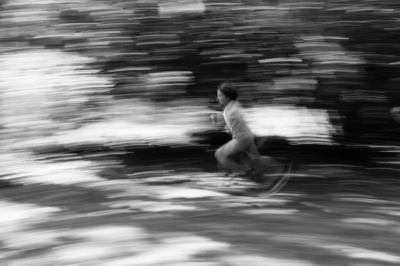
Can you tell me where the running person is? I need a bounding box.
[211,82,291,182]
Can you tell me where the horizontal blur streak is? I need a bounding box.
[159,0,206,16]
[0,50,112,137]
[247,105,336,144]
[0,1,399,265]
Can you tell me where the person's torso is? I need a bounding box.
[223,100,253,139]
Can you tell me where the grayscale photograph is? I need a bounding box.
[0,0,399,265]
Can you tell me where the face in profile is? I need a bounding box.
[217,89,230,107]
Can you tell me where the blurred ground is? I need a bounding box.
[1,158,400,266]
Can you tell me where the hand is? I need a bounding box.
[210,113,222,124]
[391,107,400,124]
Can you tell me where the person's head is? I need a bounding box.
[217,82,238,106]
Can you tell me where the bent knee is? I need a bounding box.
[216,147,227,160]
[215,148,222,159]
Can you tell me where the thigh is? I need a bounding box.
[244,141,260,157]
[241,141,260,165]
[218,139,244,159]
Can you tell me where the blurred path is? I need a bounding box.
[1,164,400,266]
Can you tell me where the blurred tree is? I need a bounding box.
[1,0,400,147]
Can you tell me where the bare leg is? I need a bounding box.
[241,142,285,176]
[216,146,250,173]
[215,139,252,174]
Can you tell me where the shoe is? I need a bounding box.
[234,168,255,178]
[248,170,265,183]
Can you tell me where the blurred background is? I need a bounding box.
[1,1,400,266]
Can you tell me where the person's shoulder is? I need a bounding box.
[230,100,242,109]
[229,101,245,117]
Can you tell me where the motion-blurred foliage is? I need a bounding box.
[1,0,400,146]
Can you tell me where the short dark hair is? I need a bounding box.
[218,82,238,100]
